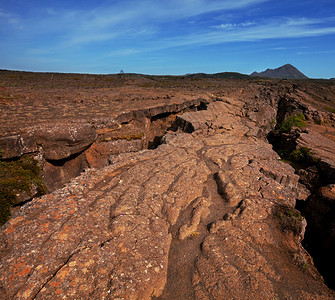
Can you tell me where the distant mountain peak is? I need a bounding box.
[251,64,308,79]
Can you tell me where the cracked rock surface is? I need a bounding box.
[1,94,334,299]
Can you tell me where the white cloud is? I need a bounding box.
[216,24,236,30]
[297,49,335,55]
[5,0,268,46]
[0,8,21,28]
[3,1,335,62]
[285,17,322,26]
[113,17,335,55]
[213,21,256,30]
[241,21,256,27]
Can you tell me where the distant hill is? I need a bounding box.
[250,64,308,79]
[185,72,250,79]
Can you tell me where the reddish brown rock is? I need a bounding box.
[34,123,97,161]
[0,133,37,159]
[297,129,335,176]
[42,152,89,191]
[84,142,111,169]
[0,135,25,159]
[1,96,334,300]
[1,71,335,299]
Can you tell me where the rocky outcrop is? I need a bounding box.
[0,98,207,192]
[34,123,97,161]
[292,121,335,290]
[266,92,335,291]
[297,130,335,176]
[1,96,333,299]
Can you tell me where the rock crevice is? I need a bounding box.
[267,96,335,290]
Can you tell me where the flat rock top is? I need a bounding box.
[0,71,215,136]
[1,70,334,137]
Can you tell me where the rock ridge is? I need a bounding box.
[0,98,207,192]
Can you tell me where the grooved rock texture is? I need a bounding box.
[297,130,335,176]
[1,97,334,299]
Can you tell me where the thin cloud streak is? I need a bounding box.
[0,0,269,45]
[107,18,335,56]
[297,49,335,55]
[0,9,21,28]
[63,0,268,45]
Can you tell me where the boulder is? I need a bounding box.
[35,123,97,161]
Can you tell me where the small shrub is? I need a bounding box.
[0,154,48,225]
[276,146,318,169]
[325,107,335,113]
[277,149,292,160]
[105,132,144,142]
[293,253,308,270]
[289,147,313,163]
[274,205,304,236]
[279,113,306,133]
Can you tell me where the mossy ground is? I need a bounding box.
[274,205,304,236]
[325,106,335,113]
[103,132,144,142]
[0,153,47,225]
[278,146,317,169]
[279,113,306,133]
[271,113,318,169]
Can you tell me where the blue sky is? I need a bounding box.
[1,0,335,78]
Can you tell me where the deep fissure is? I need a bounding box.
[1,100,209,224]
[267,101,335,290]
[147,100,208,149]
